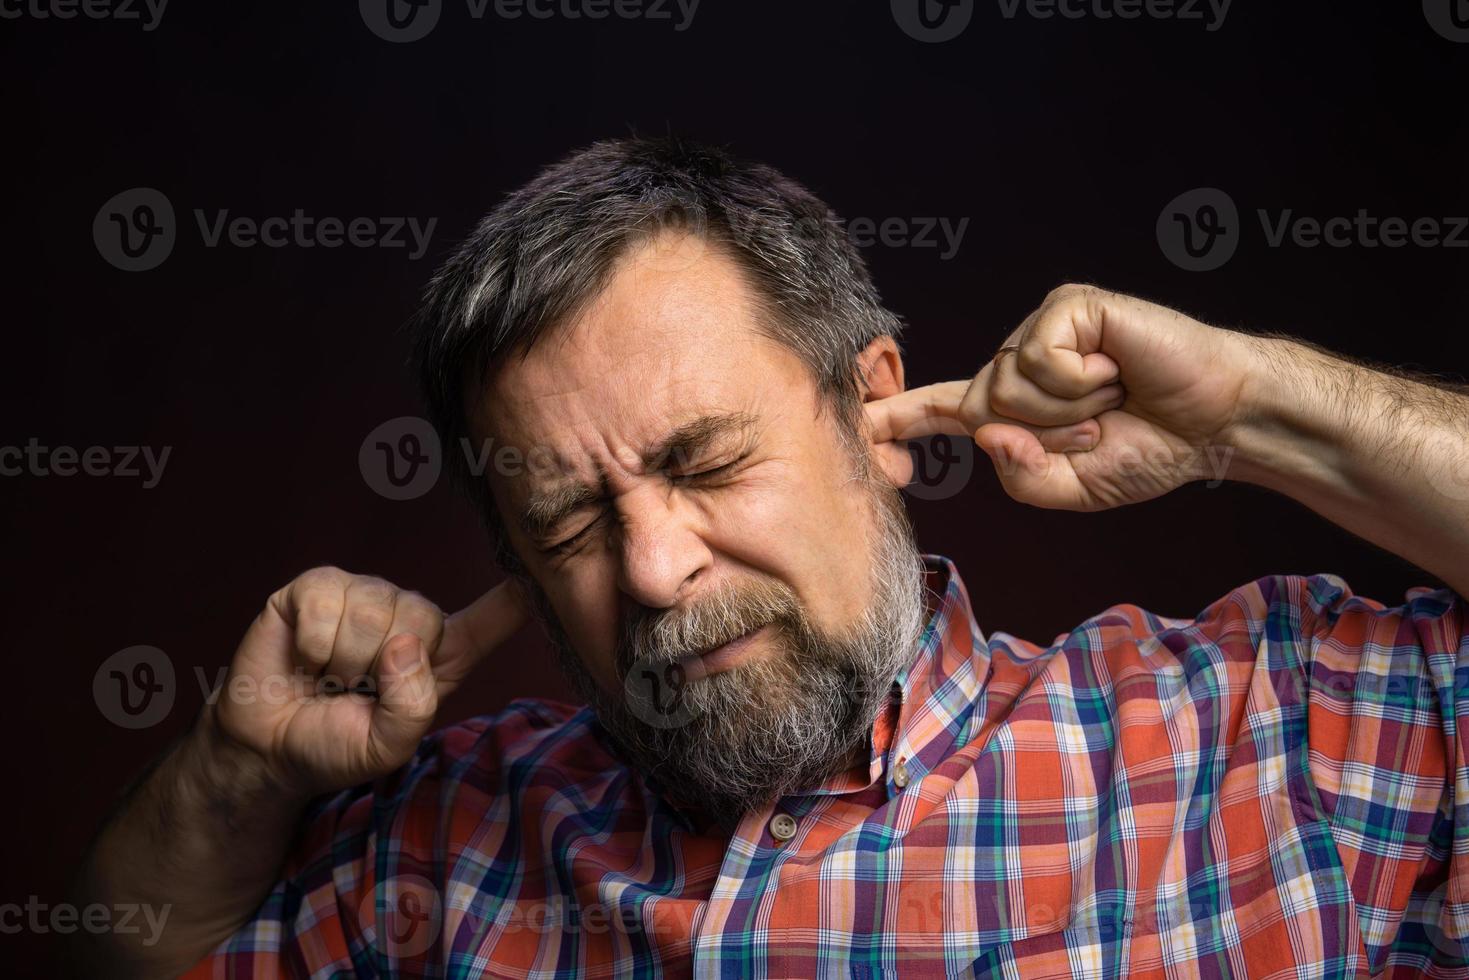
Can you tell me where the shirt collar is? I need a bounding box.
[795,553,990,800]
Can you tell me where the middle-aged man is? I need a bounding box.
[74,138,1469,978]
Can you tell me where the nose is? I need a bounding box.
[613,487,713,609]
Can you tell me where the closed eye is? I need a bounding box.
[542,512,607,556]
[670,456,745,486]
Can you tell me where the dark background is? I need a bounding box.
[4,0,1468,972]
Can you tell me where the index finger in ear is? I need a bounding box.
[438,579,531,669]
[864,380,973,443]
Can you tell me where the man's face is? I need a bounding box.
[476,231,925,817]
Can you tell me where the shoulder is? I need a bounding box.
[397,696,610,794]
[985,573,1382,684]
[296,697,608,844]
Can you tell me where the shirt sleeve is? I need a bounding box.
[176,740,440,975]
[178,714,506,979]
[1291,572,1469,974]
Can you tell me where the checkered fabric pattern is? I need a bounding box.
[185,555,1469,978]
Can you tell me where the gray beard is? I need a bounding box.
[535,480,927,821]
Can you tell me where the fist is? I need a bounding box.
[209,567,526,796]
[867,284,1256,510]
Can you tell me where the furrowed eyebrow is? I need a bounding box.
[645,411,759,471]
[516,411,760,540]
[520,482,601,541]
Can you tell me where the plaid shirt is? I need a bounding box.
[186,555,1469,978]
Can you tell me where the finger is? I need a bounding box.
[367,633,438,770]
[973,422,1089,510]
[1020,305,1122,398]
[988,354,1126,426]
[437,579,531,673]
[864,381,972,444]
[327,577,399,683]
[278,566,352,673]
[384,590,445,661]
[1031,419,1101,454]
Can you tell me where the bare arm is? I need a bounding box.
[68,707,310,977]
[1228,335,1469,599]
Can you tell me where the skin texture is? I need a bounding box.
[70,251,1469,977]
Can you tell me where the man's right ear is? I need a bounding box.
[854,336,913,490]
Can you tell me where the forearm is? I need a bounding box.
[1227,335,1469,599]
[68,706,310,978]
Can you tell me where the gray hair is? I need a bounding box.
[410,136,906,571]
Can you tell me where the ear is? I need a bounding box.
[855,336,913,489]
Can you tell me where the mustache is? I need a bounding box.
[616,577,805,676]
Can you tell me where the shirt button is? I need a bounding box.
[769,812,798,842]
[893,759,911,789]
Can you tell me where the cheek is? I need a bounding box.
[542,566,622,691]
[703,468,874,625]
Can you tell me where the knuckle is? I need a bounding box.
[1015,344,1047,376]
[1044,282,1084,305]
[396,592,444,638]
[298,565,345,590]
[987,379,1020,414]
[346,597,395,637]
[300,591,344,628]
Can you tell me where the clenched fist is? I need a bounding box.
[866,285,1257,510]
[210,567,528,796]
